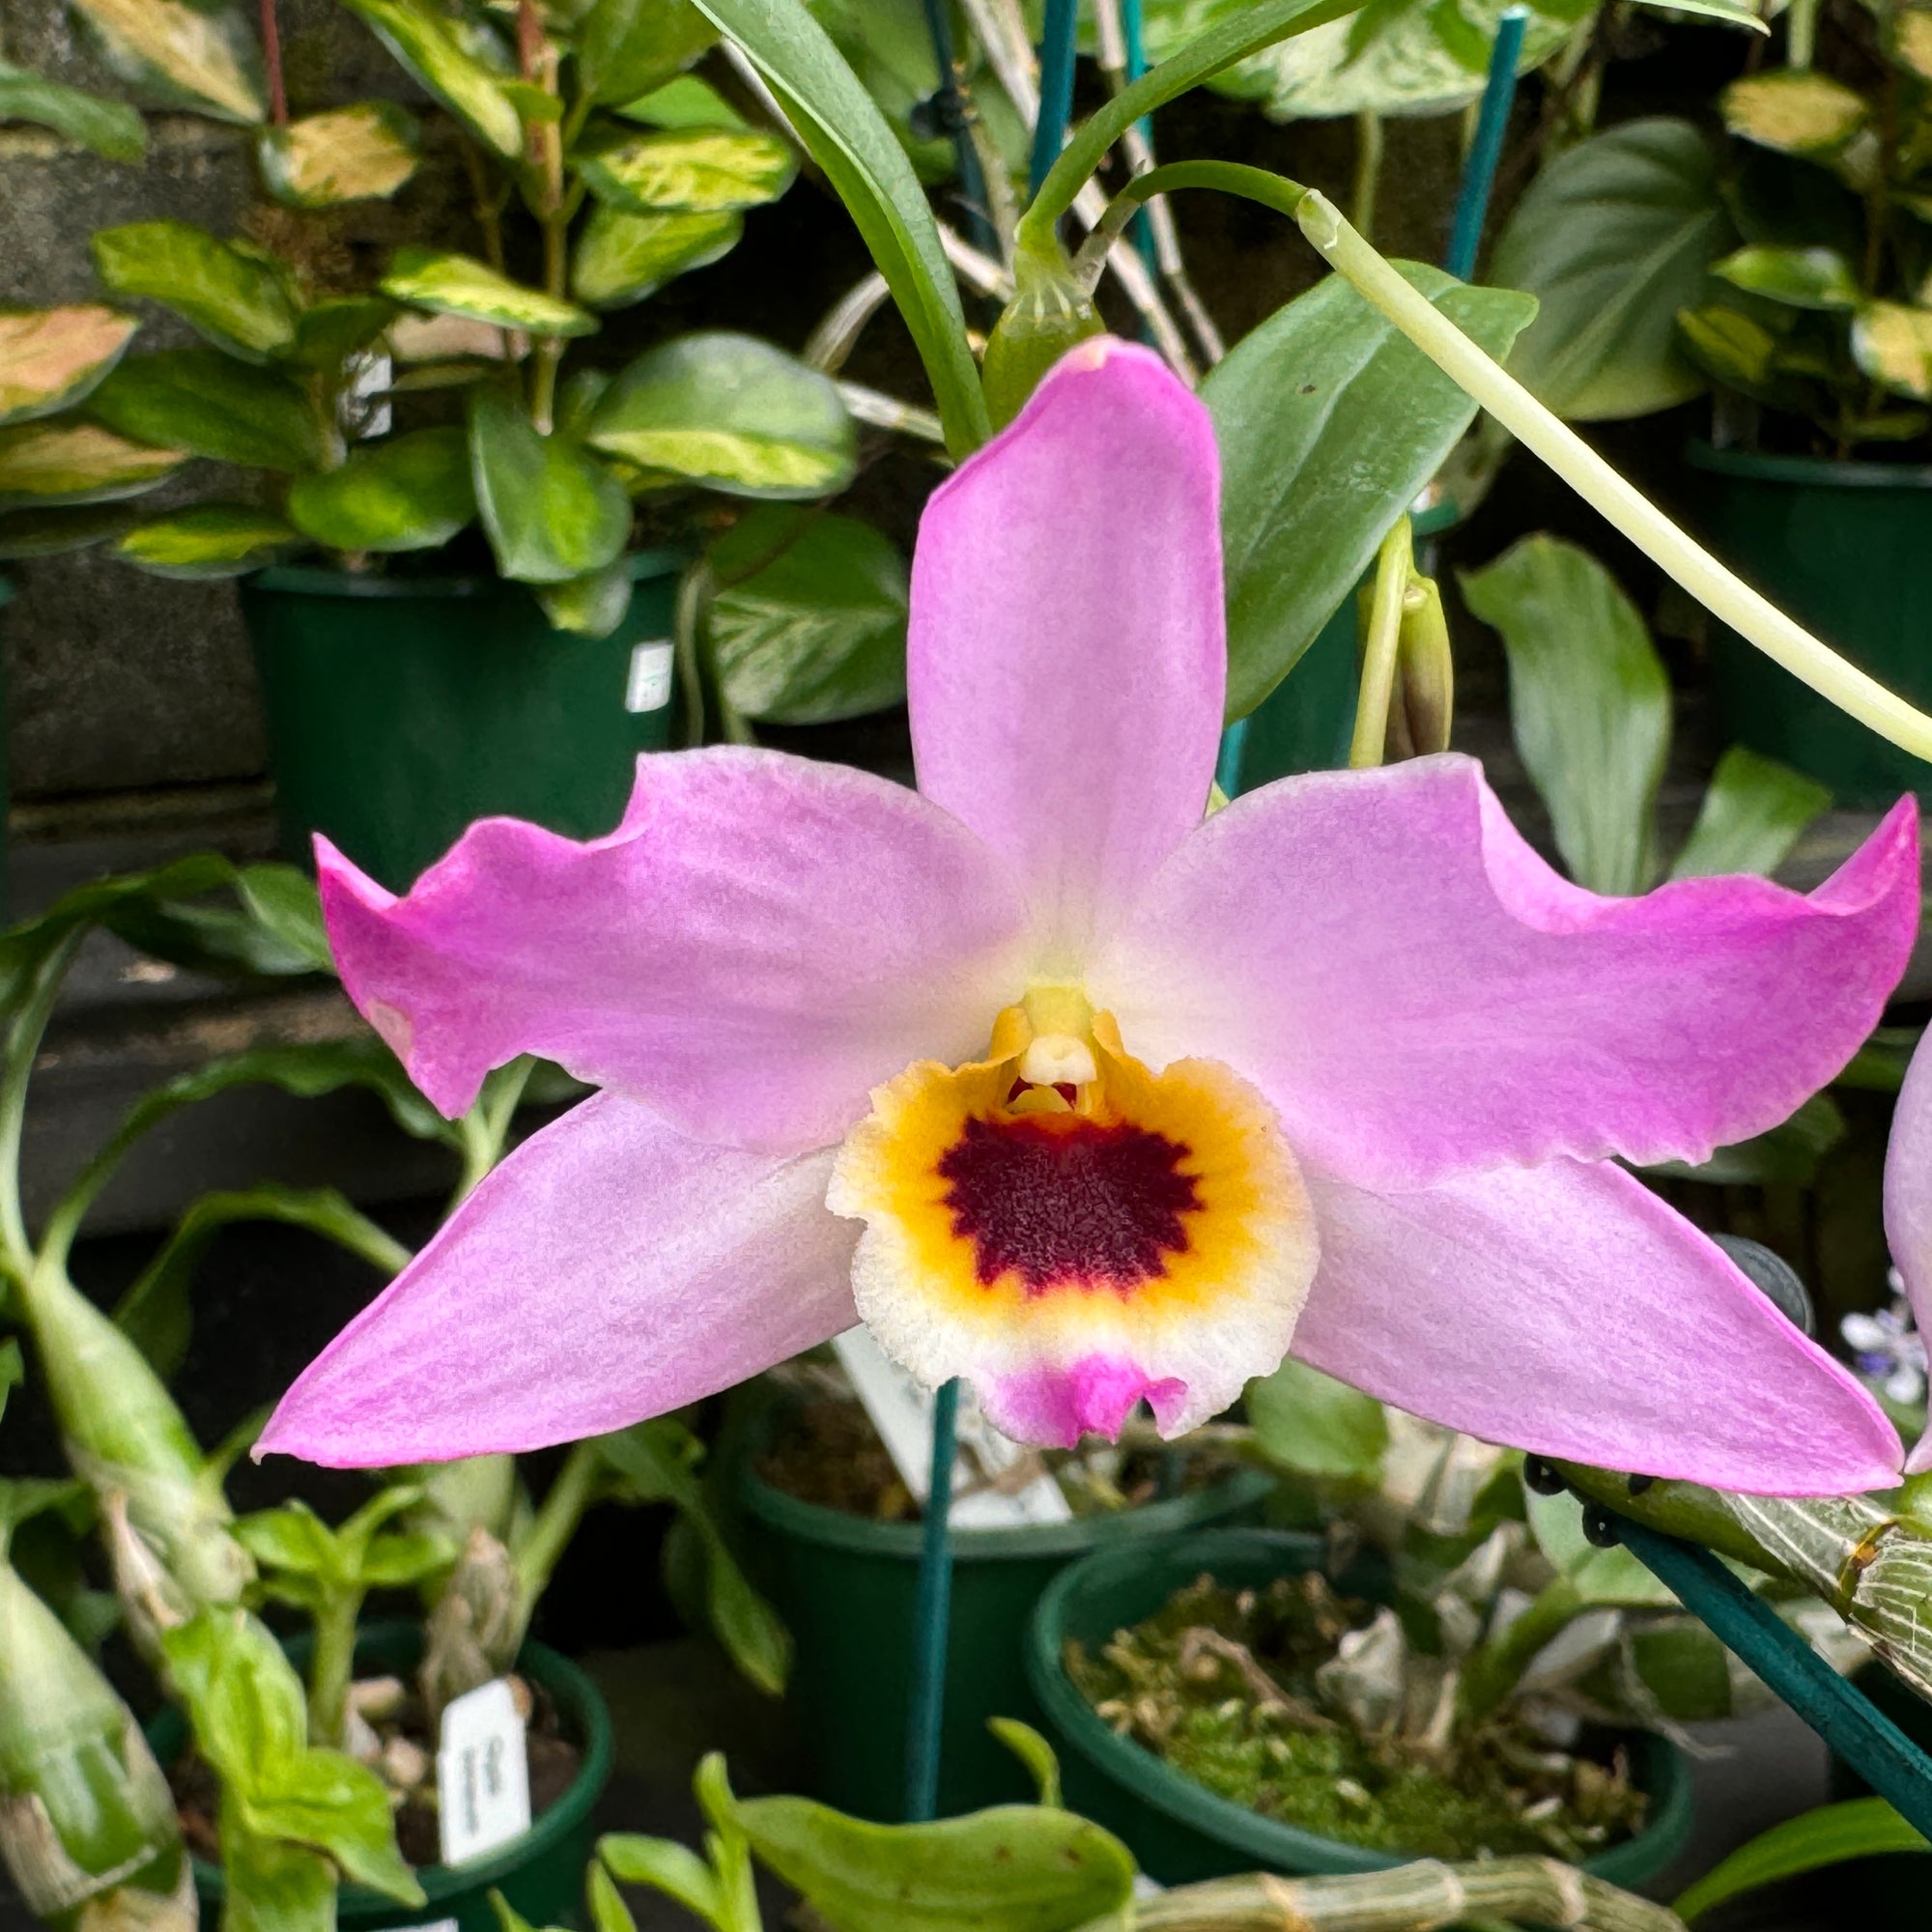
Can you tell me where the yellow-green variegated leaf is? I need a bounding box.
[0,307,138,427]
[334,0,523,155]
[116,503,299,578]
[573,205,742,308]
[382,247,597,337]
[0,60,146,159]
[1720,70,1867,156]
[1892,8,1932,78]
[1713,243,1861,311]
[68,0,265,123]
[1853,301,1932,400]
[576,125,796,213]
[588,331,854,497]
[0,420,183,508]
[258,102,421,208]
[92,222,298,362]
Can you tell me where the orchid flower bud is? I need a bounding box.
[1390,571,1454,760]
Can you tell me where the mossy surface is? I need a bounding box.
[1066,1573,1646,1862]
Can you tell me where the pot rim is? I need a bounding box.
[148,1620,613,1916]
[246,548,685,600]
[1686,440,1932,491]
[1025,1525,1695,1883]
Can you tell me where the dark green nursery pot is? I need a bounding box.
[739,1456,1275,1824]
[242,552,682,893]
[148,1621,612,1932]
[1026,1526,1695,1890]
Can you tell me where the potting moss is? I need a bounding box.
[1065,1573,1645,1862]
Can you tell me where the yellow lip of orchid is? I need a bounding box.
[825,986,1319,1447]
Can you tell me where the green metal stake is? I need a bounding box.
[1444,4,1526,281]
[1031,0,1081,198]
[904,1376,961,1820]
[1593,1507,1932,1839]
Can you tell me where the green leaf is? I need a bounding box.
[732,1790,1137,1932]
[335,0,523,155]
[1853,300,1932,400]
[1461,534,1669,896]
[1244,1355,1387,1481]
[68,0,265,123]
[0,419,182,508]
[1721,69,1868,156]
[469,386,631,583]
[259,101,421,208]
[1675,1799,1928,1923]
[221,1829,336,1932]
[1207,263,1534,721]
[237,864,332,970]
[242,1757,423,1902]
[1669,744,1830,880]
[115,503,299,579]
[288,426,474,553]
[683,0,987,456]
[1894,8,1932,78]
[87,348,325,471]
[615,74,746,127]
[537,558,635,637]
[1674,301,1816,412]
[162,1607,307,1779]
[1525,1488,1677,1606]
[590,330,855,497]
[706,507,906,723]
[289,297,395,371]
[0,60,146,159]
[0,305,138,427]
[1645,1090,1847,1187]
[987,1719,1063,1809]
[1489,117,1733,422]
[1714,242,1861,311]
[596,1838,721,1925]
[577,124,796,213]
[573,204,743,308]
[92,221,298,362]
[234,1501,338,1579]
[383,245,597,337]
[579,0,720,103]
[0,502,134,557]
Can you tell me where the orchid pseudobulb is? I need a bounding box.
[263,340,1916,1494]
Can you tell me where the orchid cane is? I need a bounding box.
[264,340,1915,1496]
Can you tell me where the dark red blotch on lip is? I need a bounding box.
[937,1114,1199,1293]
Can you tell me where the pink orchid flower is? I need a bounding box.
[263,340,1918,1494]
[1880,1033,1932,1470]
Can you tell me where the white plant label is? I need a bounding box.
[436,1679,530,1866]
[625,639,675,713]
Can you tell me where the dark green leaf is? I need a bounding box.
[1714,242,1861,310]
[469,386,631,582]
[0,306,139,427]
[0,419,182,508]
[1669,744,1830,880]
[573,204,743,309]
[1207,263,1534,720]
[259,101,421,208]
[288,426,474,553]
[706,507,906,723]
[683,0,987,455]
[1490,118,1732,421]
[1675,1799,1928,1923]
[1245,1355,1387,1481]
[238,864,331,969]
[0,503,134,557]
[335,0,523,154]
[67,0,266,123]
[289,297,395,370]
[92,221,298,362]
[1461,534,1669,896]
[590,330,855,497]
[89,348,324,471]
[115,503,299,579]
[576,124,796,213]
[384,246,597,337]
[0,60,146,159]
[579,0,718,101]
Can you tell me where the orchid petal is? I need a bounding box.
[321,746,1029,1150]
[257,1093,854,1467]
[1097,754,1918,1190]
[1292,1156,1901,1495]
[1884,1030,1932,1473]
[908,339,1224,966]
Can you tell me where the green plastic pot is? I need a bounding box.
[739,1456,1275,1824]
[147,1620,612,1932]
[242,553,683,892]
[1026,1527,1695,1890]
[1690,442,1932,808]
[1229,500,1457,794]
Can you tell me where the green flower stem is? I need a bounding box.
[1458,1574,1583,1723]
[509,1439,602,1625]
[1088,160,1932,763]
[308,1583,362,1749]
[452,1057,536,1208]
[1349,515,1410,769]
[0,932,85,1284]
[1350,109,1381,242]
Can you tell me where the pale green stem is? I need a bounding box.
[1350,110,1382,242]
[451,1058,535,1209]
[509,1440,602,1625]
[1788,0,1819,68]
[309,1582,362,1748]
[0,932,86,1285]
[1349,516,1410,768]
